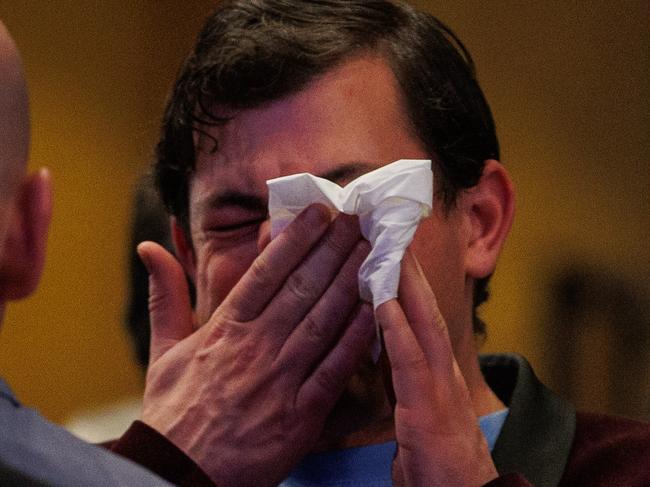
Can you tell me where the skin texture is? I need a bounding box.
[141,54,515,485]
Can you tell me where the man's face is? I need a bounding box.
[185,55,471,340]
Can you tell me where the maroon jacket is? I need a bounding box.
[110,354,649,486]
[483,354,650,486]
[110,421,213,486]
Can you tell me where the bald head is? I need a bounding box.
[0,22,50,319]
[0,20,29,205]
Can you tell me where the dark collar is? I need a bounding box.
[481,354,576,487]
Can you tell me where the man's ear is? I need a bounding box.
[0,168,53,301]
[463,159,515,279]
[170,216,196,282]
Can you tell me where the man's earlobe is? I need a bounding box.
[463,160,515,279]
[0,168,53,301]
[170,216,197,282]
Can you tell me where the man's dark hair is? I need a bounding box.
[154,0,499,333]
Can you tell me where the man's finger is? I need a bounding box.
[137,241,193,363]
[297,301,375,413]
[221,203,331,322]
[273,238,369,362]
[398,250,453,372]
[264,212,362,328]
[375,300,434,411]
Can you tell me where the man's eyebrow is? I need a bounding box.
[197,191,267,213]
[316,162,375,185]
[196,163,373,213]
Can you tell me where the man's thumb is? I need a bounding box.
[137,241,193,364]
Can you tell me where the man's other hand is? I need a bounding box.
[376,251,499,487]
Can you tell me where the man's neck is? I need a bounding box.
[312,358,393,452]
[312,343,504,452]
[456,331,506,417]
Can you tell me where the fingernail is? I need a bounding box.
[136,244,153,275]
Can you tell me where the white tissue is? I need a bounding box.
[267,159,433,309]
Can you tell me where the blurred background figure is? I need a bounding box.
[124,174,176,371]
[544,263,650,420]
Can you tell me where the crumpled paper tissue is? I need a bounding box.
[267,159,433,311]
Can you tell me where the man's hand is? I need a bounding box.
[376,251,499,487]
[138,204,375,487]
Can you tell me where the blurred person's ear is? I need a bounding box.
[0,168,52,300]
[462,159,515,280]
[170,217,196,282]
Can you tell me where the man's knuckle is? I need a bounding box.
[392,353,428,374]
[322,230,352,256]
[248,256,273,287]
[302,314,329,345]
[234,337,260,365]
[148,290,169,314]
[285,271,319,302]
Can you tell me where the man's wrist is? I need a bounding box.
[110,420,215,486]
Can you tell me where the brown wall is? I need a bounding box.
[0,1,647,423]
